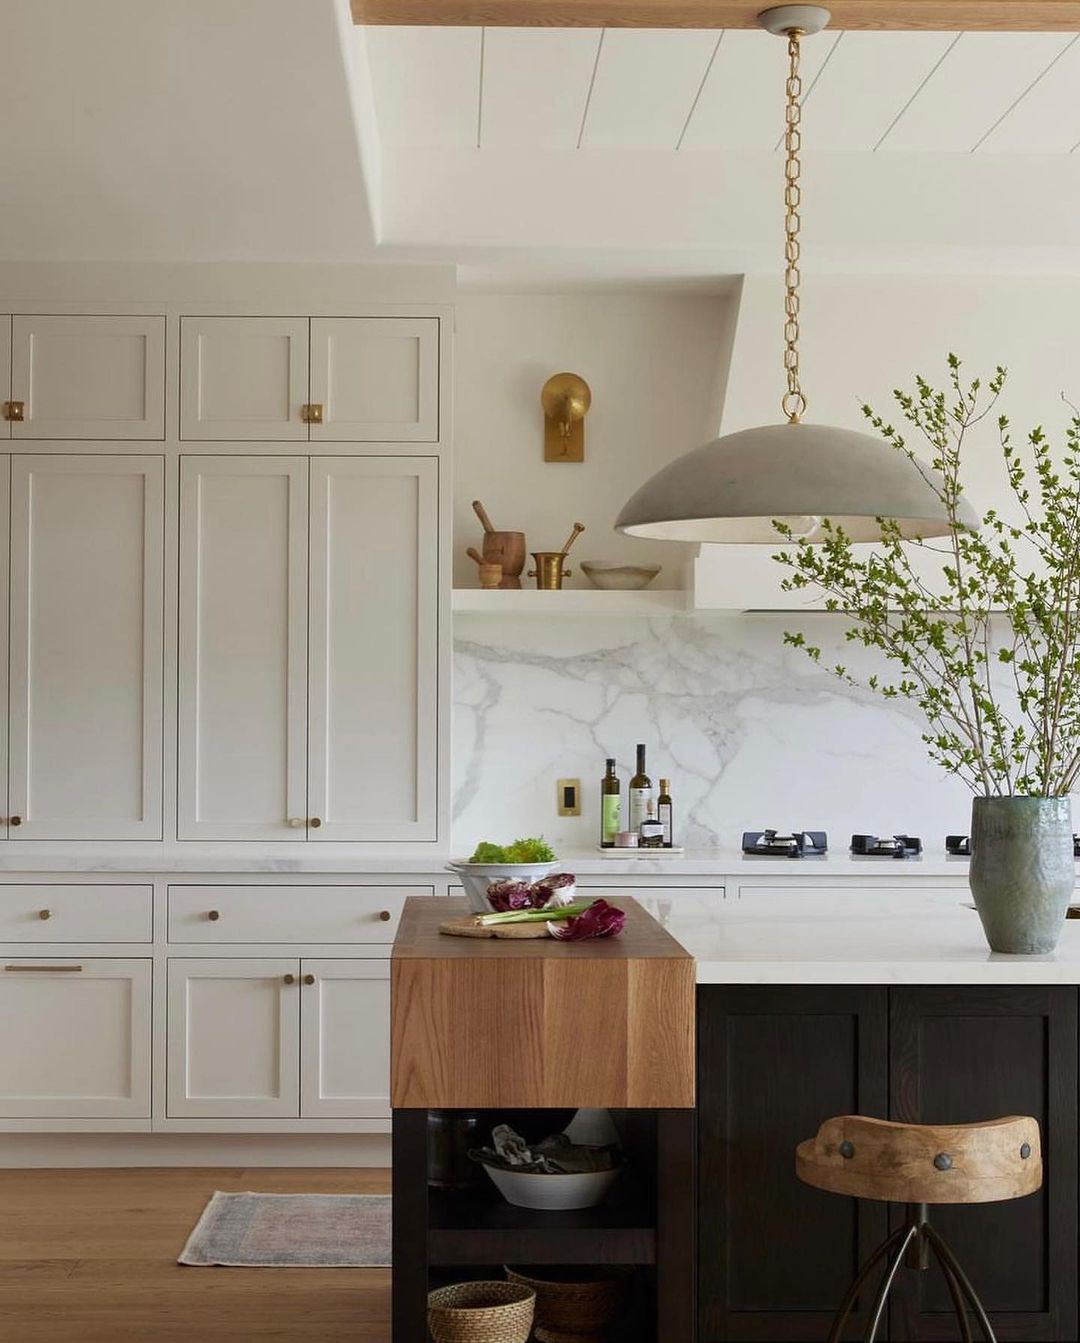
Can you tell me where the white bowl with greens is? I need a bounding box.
[447,839,559,914]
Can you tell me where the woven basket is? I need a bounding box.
[427,1281,536,1343]
[505,1266,629,1342]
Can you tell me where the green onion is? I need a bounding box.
[477,900,594,928]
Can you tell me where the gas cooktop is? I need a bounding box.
[741,830,827,858]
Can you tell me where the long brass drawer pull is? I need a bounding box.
[5,964,83,972]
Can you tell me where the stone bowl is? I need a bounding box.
[580,561,661,591]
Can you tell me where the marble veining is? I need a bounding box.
[453,612,986,854]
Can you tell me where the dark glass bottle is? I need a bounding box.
[629,743,652,833]
[600,758,621,848]
[658,778,674,848]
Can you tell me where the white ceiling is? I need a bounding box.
[3,6,1080,285]
[366,26,1080,154]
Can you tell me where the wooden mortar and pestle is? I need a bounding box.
[529,522,585,590]
[472,500,526,590]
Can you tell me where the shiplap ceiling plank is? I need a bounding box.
[481,27,602,147]
[802,30,958,150]
[976,34,1080,151]
[680,29,837,151]
[580,29,720,148]
[353,2,1080,31]
[879,31,1074,150]
[365,25,482,147]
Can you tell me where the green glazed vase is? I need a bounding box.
[969,796,1074,954]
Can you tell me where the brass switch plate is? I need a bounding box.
[557,778,582,817]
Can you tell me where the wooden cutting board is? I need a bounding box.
[439,914,550,939]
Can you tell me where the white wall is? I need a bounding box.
[453,273,1080,849]
[452,289,738,590]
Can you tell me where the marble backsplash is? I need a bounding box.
[452,612,984,855]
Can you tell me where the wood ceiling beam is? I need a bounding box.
[351,1,1080,29]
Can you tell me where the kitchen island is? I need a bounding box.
[390,895,696,1343]
[669,891,1080,1343]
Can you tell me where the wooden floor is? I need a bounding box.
[0,1168,392,1342]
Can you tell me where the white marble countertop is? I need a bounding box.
[0,844,979,878]
[665,890,1080,985]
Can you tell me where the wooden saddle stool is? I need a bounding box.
[797,1114,1042,1343]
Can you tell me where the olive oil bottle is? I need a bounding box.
[658,778,674,848]
[628,744,652,833]
[600,758,621,848]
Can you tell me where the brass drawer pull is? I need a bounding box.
[38,909,52,920]
[378,909,392,922]
[303,973,315,986]
[206,910,220,921]
[10,816,22,827]
[5,964,82,972]
[309,817,322,829]
[300,402,324,425]
[2,401,25,423]
[283,973,296,985]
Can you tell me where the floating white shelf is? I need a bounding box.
[452,588,690,614]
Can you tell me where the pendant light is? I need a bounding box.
[616,4,975,545]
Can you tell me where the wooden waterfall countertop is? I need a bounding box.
[390,896,695,1110]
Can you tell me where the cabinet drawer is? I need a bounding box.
[0,884,153,942]
[735,884,968,903]
[167,885,432,944]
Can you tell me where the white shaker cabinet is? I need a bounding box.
[180,316,438,443]
[167,957,390,1121]
[308,457,438,841]
[299,959,390,1120]
[9,316,165,440]
[0,318,10,440]
[0,959,151,1118]
[179,455,439,842]
[178,457,309,841]
[309,318,438,442]
[167,958,302,1119]
[180,317,310,442]
[8,456,164,840]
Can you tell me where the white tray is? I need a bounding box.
[594,845,685,857]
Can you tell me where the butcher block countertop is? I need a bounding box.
[390,896,695,1111]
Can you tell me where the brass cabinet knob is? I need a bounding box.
[38,909,51,920]
[283,973,296,985]
[207,909,220,921]
[10,816,22,827]
[309,817,322,829]
[301,402,324,425]
[378,909,392,922]
[2,401,25,423]
[303,974,315,986]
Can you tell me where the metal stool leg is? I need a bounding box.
[862,1223,918,1343]
[925,1224,997,1343]
[825,1226,907,1343]
[934,1249,975,1343]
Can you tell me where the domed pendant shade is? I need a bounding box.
[616,422,977,543]
[616,6,968,546]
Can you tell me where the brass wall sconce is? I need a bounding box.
[541,372,591,463]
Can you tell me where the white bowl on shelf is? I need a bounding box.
[480,1162,622,1211]
[580,561,661,591]
[445,860,560,913]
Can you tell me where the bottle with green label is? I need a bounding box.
[600,758,621,848]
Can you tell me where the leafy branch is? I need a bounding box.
[774,357,1080,797]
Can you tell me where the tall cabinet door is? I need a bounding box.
[10,316,165,440]
[180,317,309,441]
[889,986,1078,1343]
[167,959,301,1118]
[178,457,309,840]
[307,457,438,841]
[0,317,10,439]
[8,456,163,840]
[300,959,390,1120]
[309,318,438,442]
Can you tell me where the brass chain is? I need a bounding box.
[782,29,807,424]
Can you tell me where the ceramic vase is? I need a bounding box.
[969,796,1074,954]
